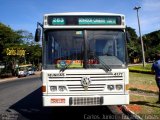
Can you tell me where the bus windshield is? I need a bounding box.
[43,30,126,69]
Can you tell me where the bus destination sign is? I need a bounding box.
[78,17,116,25]
[48,16,120,26]
[52,18,65,25]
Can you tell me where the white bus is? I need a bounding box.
[35,12,130,106]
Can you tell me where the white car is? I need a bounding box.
[18,67,28,78]
[28,67,35,75]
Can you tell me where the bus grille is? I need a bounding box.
[67,84,105,91]
[49,73,124,92]
[70,97,103,106]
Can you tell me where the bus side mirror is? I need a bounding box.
[126,31,131,42]
[35,28,41,42]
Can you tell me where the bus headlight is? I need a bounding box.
[107,85,114,90]
[116,84,123,90]
[50,86,57,92]
[58,86,67,92]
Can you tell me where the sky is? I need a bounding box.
[0,0,160,36]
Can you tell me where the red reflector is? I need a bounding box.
[51,98,65,103]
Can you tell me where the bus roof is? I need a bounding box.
[44,12,124,17]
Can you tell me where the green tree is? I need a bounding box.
[126,27,141,63]
[15,30,42,70]
[0,23,24,76]
[0,23,23,61]
[25,43,42,66]
[143,30,160,61]
[0,22,42,76]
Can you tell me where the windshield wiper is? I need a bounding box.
[89,52,112,72]
[59,60,74,72]
[59,51,79,72]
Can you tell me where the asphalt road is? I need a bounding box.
[0,76,123,120]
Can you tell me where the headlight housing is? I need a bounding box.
[116,84,123,90]
[50,86,57,92]
[58,86,67,92]
[107,85,115,90]
[50,86,67,92]
[107,84,123,91]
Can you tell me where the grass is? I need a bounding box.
[129,88,159,95]
[128,70,160,119]
[129,64,158,92]
[130,64,152,70]
[129,72,156,86]
[128,93,160,119]
[129,64,153,74]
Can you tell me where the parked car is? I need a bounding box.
[18,67,28,78]
[28,67,35,75]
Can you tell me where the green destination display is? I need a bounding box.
[48,16,120,25]
[52,18,65,25]
[78,17,116,25]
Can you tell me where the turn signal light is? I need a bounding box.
[42,86,46,92]
[125,84,129,90]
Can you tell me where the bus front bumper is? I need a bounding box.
[42,94,129,106]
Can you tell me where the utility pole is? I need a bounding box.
[134,6,145,67]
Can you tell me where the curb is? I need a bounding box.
[0,77,17,83]
[0,71,41,83]
[121,105,142,120]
